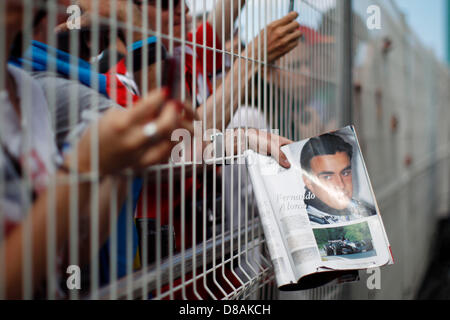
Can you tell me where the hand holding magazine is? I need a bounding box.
[246,126,394,290]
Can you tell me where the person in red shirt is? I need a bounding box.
[69,0,302,125]
[44,0,146,108]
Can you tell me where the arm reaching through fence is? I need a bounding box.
[190,128,293,169]
[73,89,195,175]
[208,0,247,43]
[222,129,292,168]
[197,11,302,130]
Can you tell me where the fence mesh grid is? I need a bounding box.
[0,0,448,300]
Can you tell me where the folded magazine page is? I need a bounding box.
[246,126,394,290]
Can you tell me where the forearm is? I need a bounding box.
[2,171,91,299]
[77,175,128,268]
[2,170,131,299]
[197,48,255,130]
[209,0,246,42]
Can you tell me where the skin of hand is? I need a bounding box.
[248,11,302,64]
[71,88,196,176]
[224,128,293,168]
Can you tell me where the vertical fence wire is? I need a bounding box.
[21,0,34,300]
[108,0,119,301]
[45,0,57,300]
[0,0,5,301]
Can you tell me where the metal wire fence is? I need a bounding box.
[0,0,448,300]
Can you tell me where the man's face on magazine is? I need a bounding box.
[304,151,353,210]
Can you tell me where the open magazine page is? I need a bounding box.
[246,126,393,290]
[246,150,324,286]
[245,151,298,287]
[280,126,393,271]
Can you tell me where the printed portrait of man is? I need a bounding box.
[300,133,376,225]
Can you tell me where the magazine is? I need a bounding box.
[245,126,394,290]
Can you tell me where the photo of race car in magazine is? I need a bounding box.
[313,222,376,261]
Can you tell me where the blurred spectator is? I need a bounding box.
[12,0,151,284]
[1,0,195,299]
[1,0,297,300]
[62,1,301,130]
[31,0,144,107]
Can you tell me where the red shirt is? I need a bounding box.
[185,21,223,106]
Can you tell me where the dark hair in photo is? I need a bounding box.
[300,133,353,173]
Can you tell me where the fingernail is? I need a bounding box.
[280,154,290,167]
[162,87,171,99]
[169,100,184,113]
[175,101,184,113]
